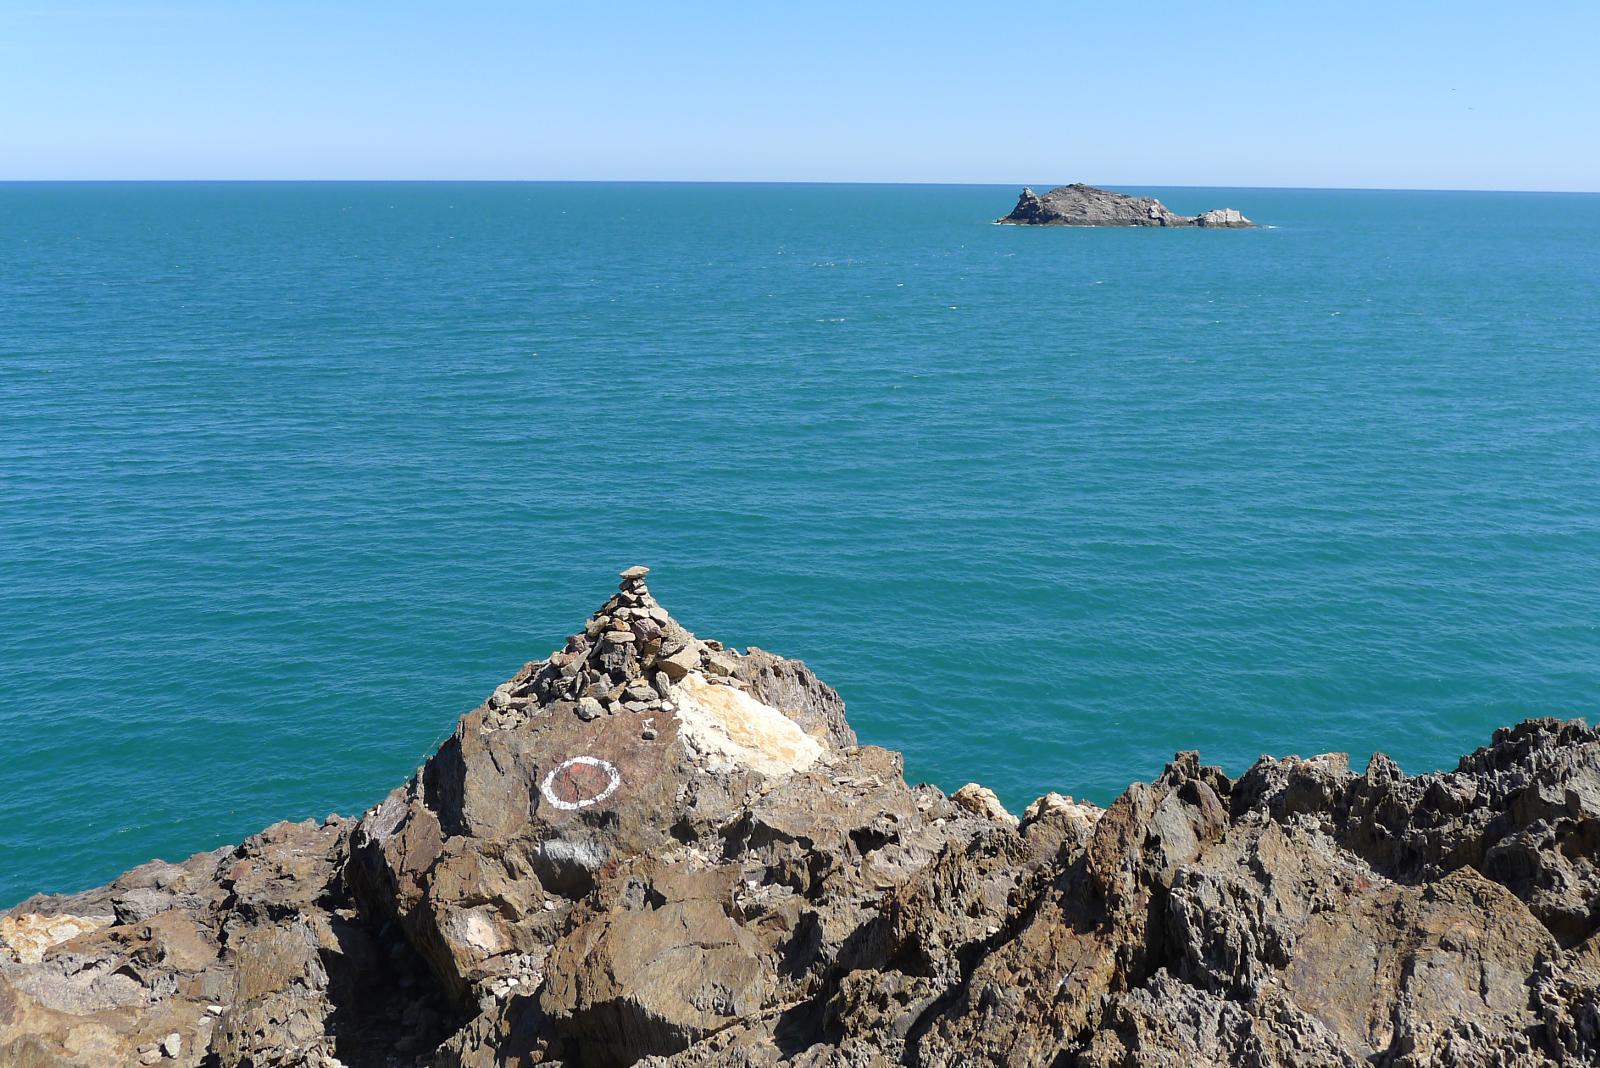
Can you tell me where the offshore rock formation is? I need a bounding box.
[4,570,1600,1067]
[999,184,1255,227]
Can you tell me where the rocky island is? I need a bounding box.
[4,568,1598,1067]
[999,184,1254,227]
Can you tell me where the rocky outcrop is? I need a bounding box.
[999,184,1256,227]
[3,569,1597,1067]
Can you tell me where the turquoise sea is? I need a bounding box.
[3,182,1598,906]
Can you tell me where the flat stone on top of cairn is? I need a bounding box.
[620,565,650,583]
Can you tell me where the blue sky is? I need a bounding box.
[1,1,1596,189]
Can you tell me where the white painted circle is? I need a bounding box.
[540,756,621,811]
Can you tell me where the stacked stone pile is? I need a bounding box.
[485,566,743,731]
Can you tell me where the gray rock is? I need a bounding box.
[657,643,701,681]
[1197,207,1251,227]
[702,649,740,677]
[998,183,1255,227]
[112,887,202,925]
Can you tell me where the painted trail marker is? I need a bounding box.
[540,756,621,811]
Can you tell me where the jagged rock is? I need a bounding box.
[1196,207,1251,227]
[3,570,1598,1066]
[950,783,1017,826]
[998,183,1255,227]
[1019,791,1104,841]
[0,817,445,1067]
[1078,972,1361,1067]
[658,643,703,682]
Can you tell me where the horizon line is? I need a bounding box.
[1,178,1598,195]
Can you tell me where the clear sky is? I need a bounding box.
[2,1,1597,190]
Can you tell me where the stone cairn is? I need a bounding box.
[482,566,743,732]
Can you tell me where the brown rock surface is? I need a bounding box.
[3,570,1597,1066]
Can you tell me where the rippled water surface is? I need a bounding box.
[3,182,1598,905]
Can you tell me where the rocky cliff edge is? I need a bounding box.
[4,569,1599,1067]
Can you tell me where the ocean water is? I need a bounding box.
[3,182,1598,906]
